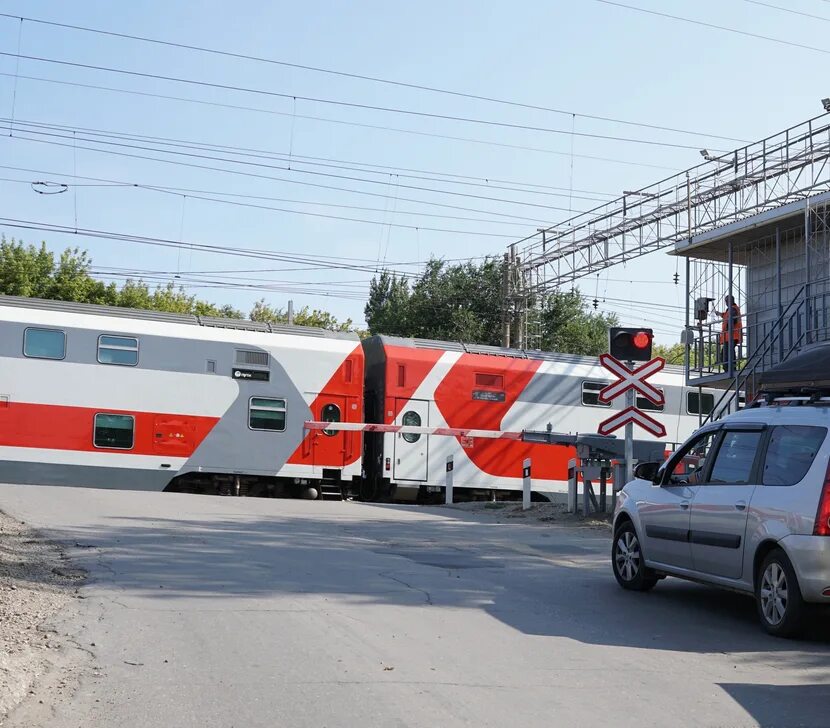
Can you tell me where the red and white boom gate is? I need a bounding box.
[304,421,666,508]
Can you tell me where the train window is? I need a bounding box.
[97,335,139,366]
[636,390,664,412]
[397,364,406,387]
[206,360,217,374]
[249,397,286,431]
[401,410,422,443]
[687,391,715,416]
[93,413,135,450]
[582,381,611,407]
[23,328,65,360]
[321,403,341,437]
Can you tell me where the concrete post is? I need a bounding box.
[445,455,454,505]
[567,458,577,513]
[522,458,531,511]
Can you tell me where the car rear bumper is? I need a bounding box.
[780,535,830,602]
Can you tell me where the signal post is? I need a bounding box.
[599,328,666,485]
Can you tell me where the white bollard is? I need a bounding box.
[445,455,454,504]
[522,458,532,510]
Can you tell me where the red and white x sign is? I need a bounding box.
[598,353,666,406]
[598,406,667,438]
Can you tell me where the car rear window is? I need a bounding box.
[762,426,828,486]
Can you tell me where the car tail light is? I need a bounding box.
[813,461,830,536]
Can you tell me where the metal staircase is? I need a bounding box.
[703,285,825,423]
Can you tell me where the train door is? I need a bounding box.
[314,395,348,468]
[393,398,428,481]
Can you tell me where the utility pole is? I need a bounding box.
[501,251,510,348]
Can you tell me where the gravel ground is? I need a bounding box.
[441,500,614,528]
[0,510,85,724]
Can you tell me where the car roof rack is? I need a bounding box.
[748,387,830,408]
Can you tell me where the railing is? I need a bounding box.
[701,287,809,423]
[517,114,830,289]
[685,319,746,379]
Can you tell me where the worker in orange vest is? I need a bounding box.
[716,294,742,372]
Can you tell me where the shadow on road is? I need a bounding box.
[25,499,830,674]
[717,682,830,727]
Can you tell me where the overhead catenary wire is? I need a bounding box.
[0,72,681,172]
[0,51,730,152]
[0,165,537,228]
[2,128,563,225]
[743,0,830,22]
[0,11,748,144]
[1,115,615,204]
[594,0,830,56]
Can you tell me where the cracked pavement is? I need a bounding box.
[1,484,829,727]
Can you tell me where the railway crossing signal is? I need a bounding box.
[609,327,653,361]
[598,347,667,484]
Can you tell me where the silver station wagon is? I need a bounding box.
[612,402,830,637]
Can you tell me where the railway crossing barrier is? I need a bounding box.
[305,421,667,511]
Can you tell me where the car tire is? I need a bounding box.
[755,549,806,638]
[612,520,658,591]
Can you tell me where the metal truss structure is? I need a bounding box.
[517,113,830,290]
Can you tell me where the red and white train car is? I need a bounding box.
[361,336,713,501]
[0,295,364,497]
[0,296,714,500]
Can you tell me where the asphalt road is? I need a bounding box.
[1,484,829,728]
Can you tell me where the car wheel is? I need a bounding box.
[756,549,806,638]
[612,521,658,591]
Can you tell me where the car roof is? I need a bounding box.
[721,404,830,427]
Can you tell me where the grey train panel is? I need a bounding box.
[0,461,172,491]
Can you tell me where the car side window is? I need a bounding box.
[661,430,720,485]
[706,430,764,485]
[762,426,828,486]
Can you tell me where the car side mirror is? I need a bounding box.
[633,461,660,483]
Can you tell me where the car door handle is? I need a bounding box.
[735,501,747,511]
[680,500,690,510]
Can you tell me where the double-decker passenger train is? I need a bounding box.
[0,295,714,500]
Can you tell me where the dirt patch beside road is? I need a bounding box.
[0,510,85,724]
[442,501,614,529]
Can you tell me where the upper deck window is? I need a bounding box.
[98,335,139,366]
[23,328,66,360]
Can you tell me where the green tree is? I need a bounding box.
[365,258,504,344]
[653,343,685,365]
[540,289,618,356]
[364,270,411,336]
[0,237,242,318]
[250,298,355,332]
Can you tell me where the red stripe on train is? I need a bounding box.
[0,401,219,456]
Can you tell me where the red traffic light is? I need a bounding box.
[633,331,651,349]
[609,326,654,361]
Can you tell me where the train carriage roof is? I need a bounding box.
[0,295,359,341]
[365,334,686,373]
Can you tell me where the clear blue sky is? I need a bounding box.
[0,0,826,341]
